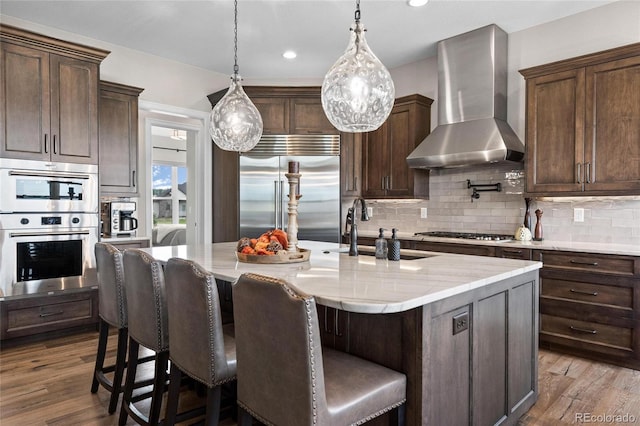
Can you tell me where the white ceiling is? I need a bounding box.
[0,0,615,79]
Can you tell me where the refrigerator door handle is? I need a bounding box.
[274,180,280,229]
[280,180,285,230]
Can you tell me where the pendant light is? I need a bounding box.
[209,0,263,152]
[321,0,395,133]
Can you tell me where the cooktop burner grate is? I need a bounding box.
[414,231,514,241]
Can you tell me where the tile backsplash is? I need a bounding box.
[348,163,640,245]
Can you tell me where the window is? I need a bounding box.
[152,164,187,225]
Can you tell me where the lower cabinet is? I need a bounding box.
[536,250,640,369]
[317,305,349,352]
[318,271,539,425]
[0,289,98,340]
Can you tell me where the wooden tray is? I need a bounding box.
[236,248,311,264]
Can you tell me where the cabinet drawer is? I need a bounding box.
[1,290,98,339]
[540,251,637,276]
[414,241,495,257]
[495,247,532,260]
[541,278,633,309]
[8,297,93,331]
[541,314,632,351]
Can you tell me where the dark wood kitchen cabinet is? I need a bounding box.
[535,250,640,370]
[414,240,496,257]
[99,81,144,195]
[0,289,99,341]
[0,24,108,164]
[317,305,350,352]
[340,132,362,197]
[362,94,432,199]
[240,86,337,135]
[520,42,640,196]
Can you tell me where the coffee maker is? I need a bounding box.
[102,201,138,237]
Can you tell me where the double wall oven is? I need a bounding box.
[0,159,99,298]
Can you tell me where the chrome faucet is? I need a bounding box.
[348,197,370,256]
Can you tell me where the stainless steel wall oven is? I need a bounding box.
[0,159,99,298]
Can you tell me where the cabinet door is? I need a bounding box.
[0,43,50,161]
[525,69,585,194]
[386,104,414,197]
[362,123,388,197]
[584,55,640,193]
[99,86,139,195]
[289,97,336,134]
[50,54,99,164]
[340,132,362,196]
[252,97,289,134]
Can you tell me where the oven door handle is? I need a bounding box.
[9,230,91,238]
[9,170,91,180]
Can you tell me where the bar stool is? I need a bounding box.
[163,257,237,426]
[233,273,407,426]
[91,242,128,414]
[119,249,169,426]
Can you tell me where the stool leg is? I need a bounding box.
[204,385,222,426]
[119,337,139,426]
[164,362,182,426]
[238,406,253,426]
[396,403,406,426]
[108,327,128,414]
[91,319,109,393]
[148,351,169,425]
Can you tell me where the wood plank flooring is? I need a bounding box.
[1,330,639,425]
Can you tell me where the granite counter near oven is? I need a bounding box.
[143,240,541,425]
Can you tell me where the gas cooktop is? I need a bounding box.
[414,231,514,242]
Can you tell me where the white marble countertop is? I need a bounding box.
[355,230,640,257]
[142,240,541,314]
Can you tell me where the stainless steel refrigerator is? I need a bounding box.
[239,135,341,243]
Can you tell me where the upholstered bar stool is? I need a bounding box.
[119,249,170,426]
[233,273,407,426]
[91,242,128,414]
[164,257,237,426]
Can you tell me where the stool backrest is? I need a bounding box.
[164,257,235,387]
[95,242,126,328]
[233,273,327,425]
[123,249,169,352]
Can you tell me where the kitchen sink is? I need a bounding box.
[356,251,436,260]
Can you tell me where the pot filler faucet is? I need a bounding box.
[348,197,370,256]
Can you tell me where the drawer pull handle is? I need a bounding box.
[39,311,64,318]
[569,325,597,334]
[569,260,599,266]
[503,250,523,255]
[569,289,598,296]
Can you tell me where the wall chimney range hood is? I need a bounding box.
[407,24,524,169]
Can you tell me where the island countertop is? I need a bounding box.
[142,240,541,314]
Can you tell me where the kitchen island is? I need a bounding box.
[143,241,542,425]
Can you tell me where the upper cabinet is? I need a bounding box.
[99,81,144,196]
[362,94,432,199]
[520,43,640,196]
[0,24,108,164]
[210,86,338,135]
[340,132,362,197]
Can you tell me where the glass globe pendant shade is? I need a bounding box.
[209,75,263,152]
[322,20,395,133]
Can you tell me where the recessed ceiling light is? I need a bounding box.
[283,50,297,59]
[407,0,428,6]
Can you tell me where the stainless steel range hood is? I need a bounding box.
[407,24,524,169]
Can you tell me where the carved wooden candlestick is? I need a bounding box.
[533,209,544,241]
[285,172,301,252]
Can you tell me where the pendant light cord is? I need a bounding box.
[233,0,239,76]
[354,0,361,23]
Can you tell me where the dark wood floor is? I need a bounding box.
[1,329,639,425]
